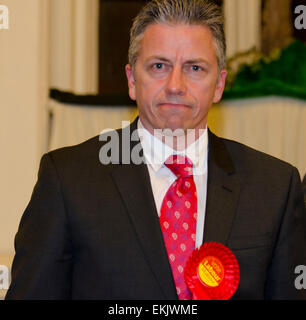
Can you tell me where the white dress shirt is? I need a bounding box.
[137,119,208,249]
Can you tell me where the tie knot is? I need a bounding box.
[165,155,193,178]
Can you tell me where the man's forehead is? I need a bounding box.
[138,22,216,63]
[142,22,213,38]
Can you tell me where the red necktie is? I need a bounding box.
[160,155,197,300]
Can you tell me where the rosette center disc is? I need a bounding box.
[197,256,225,288]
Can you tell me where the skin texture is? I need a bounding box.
[125,23,227,149]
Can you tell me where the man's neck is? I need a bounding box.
[138,119,207,151]
[154,129,206,151]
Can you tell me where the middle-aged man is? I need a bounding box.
[6,0,306,300]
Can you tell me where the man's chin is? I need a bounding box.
[156,113,190,130]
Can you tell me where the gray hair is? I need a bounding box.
[128,0,226,72]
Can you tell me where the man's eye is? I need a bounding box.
[191,65,201,71]
[153,63,164,69]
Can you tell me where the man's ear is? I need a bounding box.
[125,64,136,101]
[213,69,227,103]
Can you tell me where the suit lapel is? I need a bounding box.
[110,118,177,299]
[203,130,241,245]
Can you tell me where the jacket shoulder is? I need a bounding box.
[217,135,298,180]
[46,127,125,164]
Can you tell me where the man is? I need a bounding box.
[6,0,306,300]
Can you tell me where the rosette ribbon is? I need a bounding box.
[184,242,240,300]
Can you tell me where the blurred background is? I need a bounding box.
[0,0,305,298]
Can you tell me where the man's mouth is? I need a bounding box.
[158,102,191,108]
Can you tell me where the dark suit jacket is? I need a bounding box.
[303,174,306,207]
[6,117,306,300]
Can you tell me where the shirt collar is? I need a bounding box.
[137,118,208,174]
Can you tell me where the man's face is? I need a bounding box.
[126,23,227,135]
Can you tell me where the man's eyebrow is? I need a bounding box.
[185,58,210,66]
[145,56,172,63]
[145,56,211,66]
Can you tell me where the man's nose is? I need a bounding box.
[165,67,186,96]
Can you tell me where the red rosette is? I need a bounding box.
[184,242,240,300]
